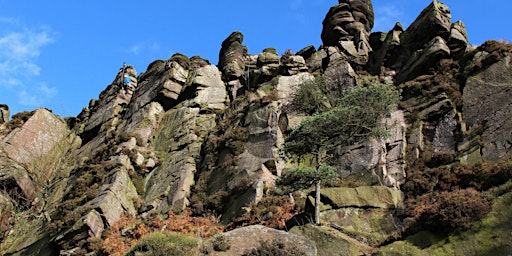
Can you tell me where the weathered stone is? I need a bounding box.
[335,110,406,188]
[218,31,246,81]
[81,66,137,141]
[89,157,138,226]
[191,64,228,110]
[83,210,104,238]
[0,109,71,200]
[167,59,189,84]
[276,72,315,105]
[397,36,450,83]
[280,55,308,75]
[463,55,512,160]
[2,109,68,164]
[143,107,216,214]
[0,104,9,124]
[321,0,374,64]
[314,186,404,209]
[448,20,470,57]
[211,225,317,256]
[123,102,164,147]
[321,208,402,246]
[257,51,280,66]
[401,0,452,51]
[368,22,404,73]
[296,45,317,62]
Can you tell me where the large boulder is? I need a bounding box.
[0,109,72,201]
[396,36,451,83]
[313,186,404,210]
[211,225,317,256]
[300,186,404,247]
[290,224,369,256]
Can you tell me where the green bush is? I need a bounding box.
[125,232,198,256]
[290,76,330,115]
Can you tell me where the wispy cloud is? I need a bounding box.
[18,83,58,107]
[125,41,160,56]
[0,19,56,110]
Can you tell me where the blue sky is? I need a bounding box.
[0,0,511,118]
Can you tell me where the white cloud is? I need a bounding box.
[0,20,56,110]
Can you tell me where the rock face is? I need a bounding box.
[1,1,512,255]
[463,56,512,160]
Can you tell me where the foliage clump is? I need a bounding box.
[285,83,401,157]
[403,160,512,233]
[410,188,491,232]
[124,232,198,256]
[226,195,300,230]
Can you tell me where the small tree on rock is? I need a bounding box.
[281,82,401,225]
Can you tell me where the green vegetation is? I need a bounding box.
[125,232,198,256]
[282,80,401,225]
[285,83,401,157]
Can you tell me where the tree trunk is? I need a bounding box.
[315,179,321,225]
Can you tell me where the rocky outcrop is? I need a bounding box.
[219,31,246,82]
[321,0,374,64]
[1,1,512,255]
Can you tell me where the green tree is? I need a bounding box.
[281,83,401,225]
[285,83,401,156]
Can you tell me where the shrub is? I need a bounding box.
[226,195,300,230]
[124,232,198,256]
[410,188,491,232]
[290,76,330,115]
